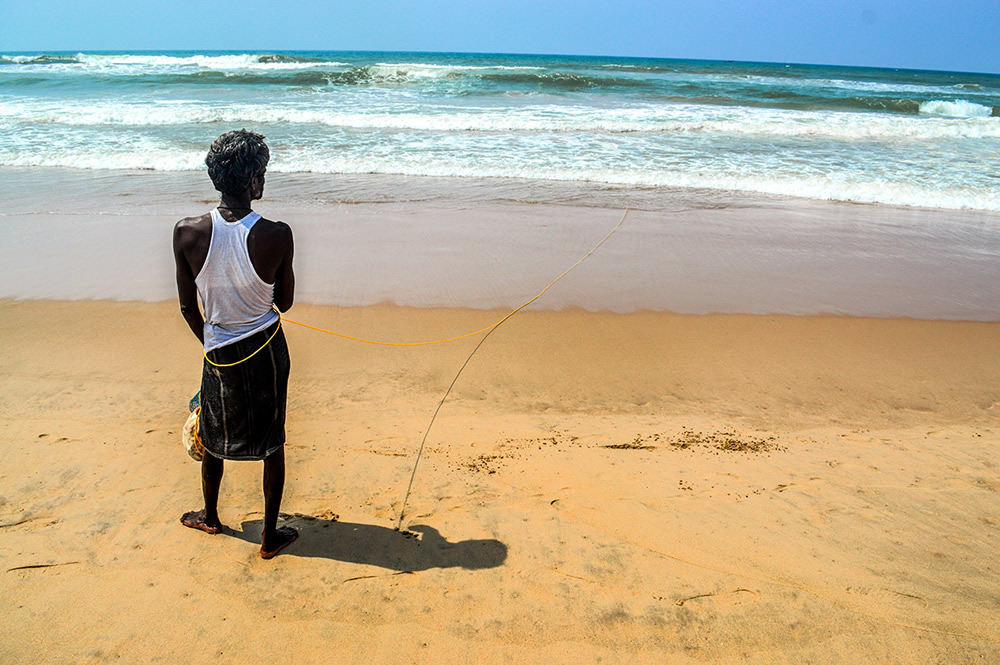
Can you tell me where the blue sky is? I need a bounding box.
[2,0,999,73]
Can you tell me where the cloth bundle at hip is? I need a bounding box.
[182,391,204,462]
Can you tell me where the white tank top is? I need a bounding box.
[195,208,280,352]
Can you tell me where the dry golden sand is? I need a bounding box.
[2,299,1000,663]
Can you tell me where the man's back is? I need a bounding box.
[174,210,295,314]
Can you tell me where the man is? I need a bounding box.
[173,129,298,559]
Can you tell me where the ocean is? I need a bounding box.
[1,50,999,211]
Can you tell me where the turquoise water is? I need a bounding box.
[2,51,999,210]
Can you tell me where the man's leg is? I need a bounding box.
[181,452,224,534]
[261,446,297,558]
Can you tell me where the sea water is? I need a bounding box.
[1,50,999,211]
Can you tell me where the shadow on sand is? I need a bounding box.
[230,514,508,571]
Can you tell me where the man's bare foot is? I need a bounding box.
[180,509,223,534]
[260,526,298,559]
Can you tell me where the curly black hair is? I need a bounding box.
[205,129,270,196]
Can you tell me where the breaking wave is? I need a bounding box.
[4,99,998,140]
[919,99,995,118]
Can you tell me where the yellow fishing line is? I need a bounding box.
[395,209,630,529]
[200,208,628,373]
[281,208,631,347]
[203,321,282,368]
[191,209,631,531]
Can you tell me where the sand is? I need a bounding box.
[2,173,1000,662]
[2,296,999,663]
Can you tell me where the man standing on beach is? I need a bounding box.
[172,129,298,559]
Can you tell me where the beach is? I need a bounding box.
[3,49,1000,663]
[3,169,1000,663]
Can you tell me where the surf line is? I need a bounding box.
[393,208,630,531]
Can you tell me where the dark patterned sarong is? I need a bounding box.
[199,321,289,461]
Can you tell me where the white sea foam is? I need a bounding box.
[367,63,459,80]
[702,72,995,99]
[1,55,56,64]
[4,138,996,210]
[267,154,1000,211]
[3,99,998,141]
[711,72,892,92]
[78,53,258,68]
[80,53,349,70]
[0,53,350,73]
[0,147,203,171]
[0,54,539,77]
[364,62,544,81]
[784,77,975,96]
[919,99,994,118]
[3,52,998,213]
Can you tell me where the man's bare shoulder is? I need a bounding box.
[175,212,212,231]
[256,216,292,231]
[253,217,293,243]
[173,213,212,247]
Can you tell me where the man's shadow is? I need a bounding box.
[230,514,507,571]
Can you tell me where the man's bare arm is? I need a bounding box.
[273,222,295,313]
[173,221,205,344]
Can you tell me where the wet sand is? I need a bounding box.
[2,167,999,318]
[1,299,999,663]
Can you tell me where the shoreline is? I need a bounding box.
[4,164,1000,214]
[2,168,999,320]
